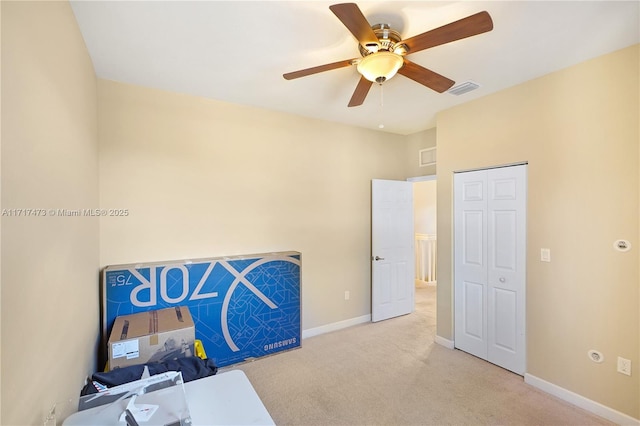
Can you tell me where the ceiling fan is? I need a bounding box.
[283,3,493,107]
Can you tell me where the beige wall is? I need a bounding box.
[98,79,407,332]
[1,2,100,425]
[436,45,639,418]
[0,1,4,420]
[413,180,437,236]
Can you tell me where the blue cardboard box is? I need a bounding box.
[102,251,301,367]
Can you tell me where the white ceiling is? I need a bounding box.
[70,1,639,136]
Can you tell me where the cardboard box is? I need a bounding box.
[108,306,195,370]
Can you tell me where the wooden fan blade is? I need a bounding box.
[348,76,373,107]
[329,3,379,46]
[402,11,493,54]
[398,60,454,93]
[283,59,354,80]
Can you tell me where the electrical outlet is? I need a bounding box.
[344,291,350,301]
[617,357,632,376]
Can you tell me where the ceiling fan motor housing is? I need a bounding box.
[358,24,408,56]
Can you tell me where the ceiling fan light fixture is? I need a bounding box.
[357,51,403,83]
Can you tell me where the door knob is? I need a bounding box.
[499,277,506,283]
[374,256,385,261]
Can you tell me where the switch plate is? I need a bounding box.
[344,291,350,301]
[541,248,551,262]
[617,357,632,376]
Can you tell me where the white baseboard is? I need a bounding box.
[301,314,371,339]
[524,373,640,425]
[435,335,455,349]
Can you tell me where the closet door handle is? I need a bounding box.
[373,256,385,261]
[499,277,506,283]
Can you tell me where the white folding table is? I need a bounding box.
[185,369,275,425]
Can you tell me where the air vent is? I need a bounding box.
[448,81,480,96]
[419,147,436,167]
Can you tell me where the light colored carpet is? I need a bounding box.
[222,286,612,425]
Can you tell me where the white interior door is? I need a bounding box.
[454,171,489,359]
[454,165,527,375]
[371,179,414,322]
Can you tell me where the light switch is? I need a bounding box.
[541,248,551,262]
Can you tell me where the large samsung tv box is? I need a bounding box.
[102,251,301,368]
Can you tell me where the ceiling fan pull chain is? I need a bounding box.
[378,83,385,129]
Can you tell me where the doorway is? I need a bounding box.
[410,176,437,319]
[370,177,436,323]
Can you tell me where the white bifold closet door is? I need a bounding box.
[454,164,527,375]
